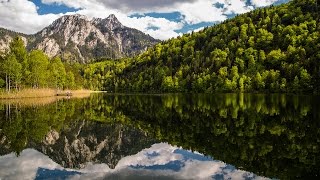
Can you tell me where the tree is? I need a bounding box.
[9,37,28,83]
[3,54,22,92]
[292,76,300,92]
[28,50,49,88]
[66,71,76,89]
[267,49,285,68]
[162,76,175,92]
[254,72,265,91]
[48,57,66,89]
[9,37,27,63]
[299,69,312,91]
[257,29,273,49]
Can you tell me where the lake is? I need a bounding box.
[0,93,319,179]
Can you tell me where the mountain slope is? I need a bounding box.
[0,14,159,63]
[89,0,320,93]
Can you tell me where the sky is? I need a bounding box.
[0,143,270,179]
[0,0,290,40]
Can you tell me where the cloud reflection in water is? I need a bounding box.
[0,143,270,180]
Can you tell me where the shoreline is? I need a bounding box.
[0,88,94,99]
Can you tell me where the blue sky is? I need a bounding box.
[0,0,289,40]
[32,0,80,15]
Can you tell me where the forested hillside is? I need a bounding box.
[84,0,320,93]
[1,0,319,93]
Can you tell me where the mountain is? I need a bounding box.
[83,0,320,93]
[0,120,157,169]
[30,121,156,169]
[0,14,159,63]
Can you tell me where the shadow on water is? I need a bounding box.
[0,93,319,179]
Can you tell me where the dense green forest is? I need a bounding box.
[1,0,319,93]
[84,0,320,93]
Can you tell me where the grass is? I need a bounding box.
[0,88,93,99]
[0,96,62,106]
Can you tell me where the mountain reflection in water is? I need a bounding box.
[0,93,319,179]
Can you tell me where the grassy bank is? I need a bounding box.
[0,88,93,99]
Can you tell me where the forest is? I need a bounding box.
[83,0,320,93]
[0,0,320,93]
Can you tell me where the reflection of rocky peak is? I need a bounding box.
[31,121,156,169]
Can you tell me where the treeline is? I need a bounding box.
[0,37,82,92]
[83,0,320,93]
[2,0,319,93]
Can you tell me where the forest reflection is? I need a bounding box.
[0,93,319,179]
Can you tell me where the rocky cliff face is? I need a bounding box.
[0,14,159,63]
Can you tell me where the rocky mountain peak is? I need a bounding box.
[0,14,159,63]
[106,14,123,30]
[92,14,124,32]
[50,14,89,28]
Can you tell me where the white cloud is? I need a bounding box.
[251,0,279,7]
[40,0,224,40]
[0,149,62,180]
[116,143,182,168]
[223,0,254,14]
[0,144,270,180]
[0,0,61,34]
[179,0,227,24]
[0,0,288,40]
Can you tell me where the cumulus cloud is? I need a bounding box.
[0,0,61,34]
[250,0,280,7]
[0,149,62,179]
[42,0,198,13]
[223,0,254,14]
[178,0,227,24]
[0,144,270,180]
[0,0,288,40]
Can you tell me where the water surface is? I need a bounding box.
[0,93,319,179]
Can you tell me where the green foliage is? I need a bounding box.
[66,71,76,89]
[49,57,67,89]
[0,36,75,90]
[1,0,320,93]
[0,78,4,88]
[27,50,49,88]
[2,54,22,91]
[79,0,320,93]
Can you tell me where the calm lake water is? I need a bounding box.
[0,93,319,179]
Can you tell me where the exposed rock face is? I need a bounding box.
[0,14,159,63]
[0,35,12,52]
[36,38,60,57]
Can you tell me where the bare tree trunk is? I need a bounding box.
[5,103,8,120]
[5,73,8,92]
[6,103,11,122]
[8,76,11,93]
